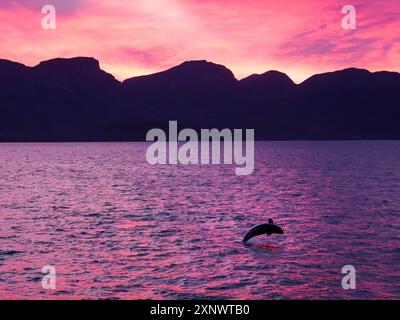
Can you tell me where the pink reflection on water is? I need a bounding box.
[0,142,399,299]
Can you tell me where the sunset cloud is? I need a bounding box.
[0,0,399,83]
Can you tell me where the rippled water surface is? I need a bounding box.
[0,141,399,299]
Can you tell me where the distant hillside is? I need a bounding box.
[0,57,399,141]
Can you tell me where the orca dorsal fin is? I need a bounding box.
[268,218,274,224]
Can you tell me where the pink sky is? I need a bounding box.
[0,0,399,83]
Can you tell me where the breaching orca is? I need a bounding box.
[242,219,284,242]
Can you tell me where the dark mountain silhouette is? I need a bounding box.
[240,70,295,94]
[120,60,238,133]
[0,57,399,141]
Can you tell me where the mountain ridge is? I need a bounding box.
[0,57,399,141]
